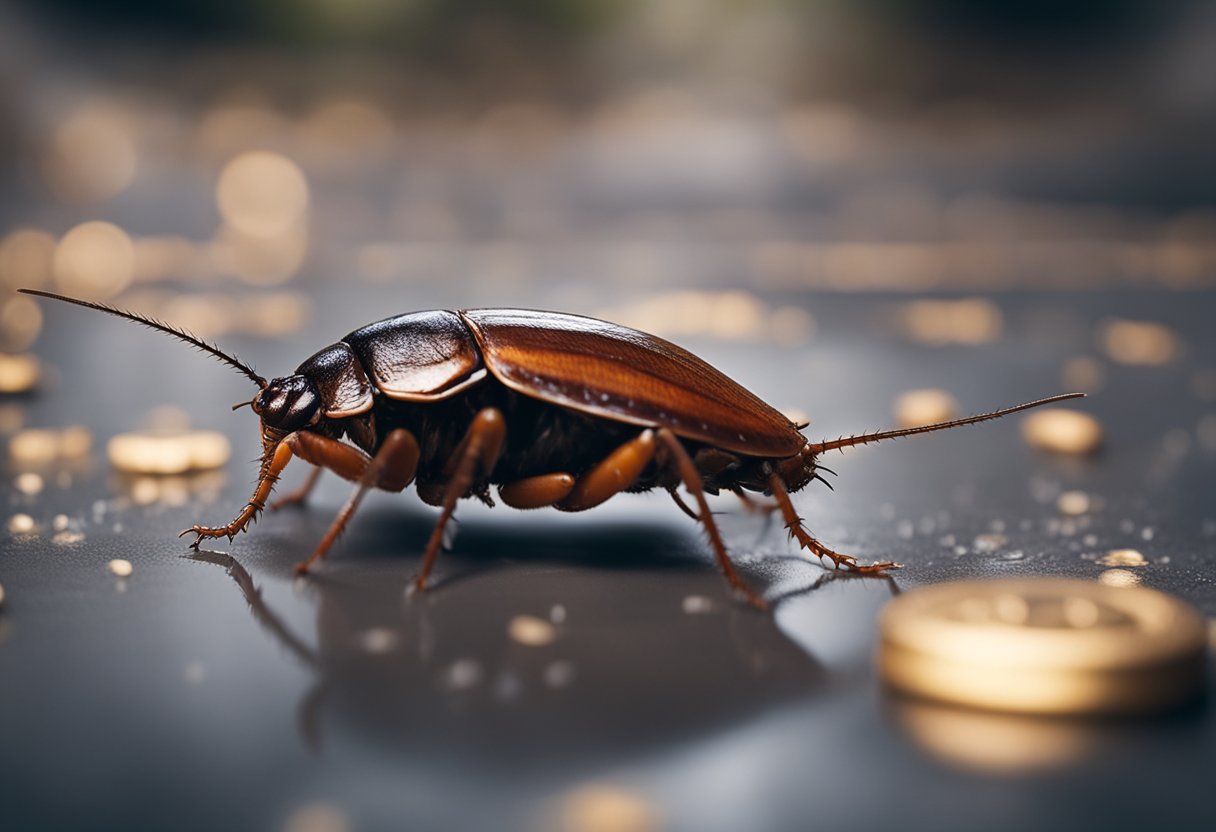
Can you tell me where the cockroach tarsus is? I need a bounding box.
[20,289,1083,610]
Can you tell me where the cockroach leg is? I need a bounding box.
[656,429,768,610]
[732,487,780,516]
[669,488,699,520]
[498,473,576,509]
[414,408,506,591]
[294,429,421,575]
[180,440,295,545]
[269,466,323,512]
[556,430,656,512]
[766,471,901,574]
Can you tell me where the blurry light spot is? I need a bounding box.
[508,614,557,646]
[544,661,576,689]
[0,296,43,353]
[0,228,56,289]
[108,429,231,475]
[1060,356,1105,393]
[14,472,43,496]
[1062,596,1101,628]
[283,803,351,832]
[302,98,394,169]
[53,221,134,299]
[0,353,41,393]
[216,151,309,238]
[184,662,206,684]
[549,604,567,624]
[1191,370,1216,401]
[8,513,36,534]
[52,514,69,532]
[441,658,483,691]
[108,558,133,578]
[556,784,659,832]
[992,593,1029,625]
[1021,409,1103,456]
[355,627,398,654]
[210,225,308,286]
[9,426,92,465]
[1099,319,1181,366]
[899,298,1003,346]
[681,595,714,614]
[1099,549,1146,568]
[42,103,138,203]
[1057,491,1091,516]
[1197,415,1216,450]
[895,389,957,428]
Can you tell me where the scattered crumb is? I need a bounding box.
[1099,549,1146,568]
[107,558,133,577]
[1021,409,1103,455]
[509,614,557,646]
[973,533,1007,553]
[1098,569,1141,588]
[1056,491,1091,516]
[895,389,958,428]
[52,530,85,545]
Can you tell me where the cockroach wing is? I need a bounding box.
[296,343,374,417]
[459,309,806,457]
[344,311,486,402]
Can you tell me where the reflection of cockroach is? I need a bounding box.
[22,289,1081,608]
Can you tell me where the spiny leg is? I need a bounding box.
[181,440,294,545]
[655,429,768,610]
[414,408,506,591]
[270,465,322,511]
[731,487,780,516]
[294,428,421,575]
[766,471,900,574]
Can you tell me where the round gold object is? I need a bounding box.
[878,578,1207,715]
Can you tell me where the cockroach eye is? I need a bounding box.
[256,375,321,433]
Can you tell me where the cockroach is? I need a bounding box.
[21,289,1081,609]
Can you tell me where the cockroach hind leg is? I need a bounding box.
[789,524,902,574]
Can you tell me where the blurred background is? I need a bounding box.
[2,3,1215,832]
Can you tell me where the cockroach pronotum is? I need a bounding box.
[21,289,1082,609]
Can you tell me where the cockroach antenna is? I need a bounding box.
[805,393,1087,455]
[18,289,268,388]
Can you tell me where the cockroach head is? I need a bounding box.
[252,374,321,434]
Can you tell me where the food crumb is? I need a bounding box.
[1099,549,1147,568]
[107,558,133,577]
[509,614,557,646]
[1098,569,1141,588]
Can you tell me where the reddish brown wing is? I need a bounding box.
[459,309,806,458]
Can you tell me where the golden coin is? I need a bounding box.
[107,429,230,475]
[878,578,1206,715]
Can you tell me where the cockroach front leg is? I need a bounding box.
[269,466,322,511]
[766,472,901,574]
[181,441,295,546]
